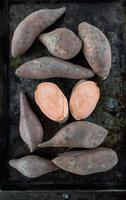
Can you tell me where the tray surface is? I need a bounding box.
[0,0,126,191]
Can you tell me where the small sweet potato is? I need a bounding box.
[52,148,118,175]
[35,82,69,123]
[39,28,82,60]
[20,92,44,152]
[11,7,66,57]
[78,22,111,79]
[15,56,94,79]
[9,155,58,178]
[70,80,100,120]
[38,121,108,148]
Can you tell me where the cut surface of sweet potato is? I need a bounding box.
[70,80,100,120]
[35,82,69,123]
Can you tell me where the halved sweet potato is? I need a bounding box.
[70,80,100,120]
[35,82,69,123]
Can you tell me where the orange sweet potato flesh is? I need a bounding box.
[35,82,69,123]
[70,80,100,120]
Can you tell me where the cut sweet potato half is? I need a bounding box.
[35,82,69,123]
[70,80,100,120]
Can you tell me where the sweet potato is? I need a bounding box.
[20,92,44,152]
[78,22,111,79]
[15,56,94,79]
[35,82,69,123]
[9,155,58,178]
[52,148,118,175]
[38,121,108,148]
[39,28,82,60]
[70,80,100,120]
[11,7,66,57]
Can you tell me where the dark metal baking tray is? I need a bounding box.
[0,0,126,191]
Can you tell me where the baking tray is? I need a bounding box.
[0,0,126,191]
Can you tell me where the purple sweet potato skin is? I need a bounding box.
[15,56,94,79]
[78,22,111,79]
[38,121,108,148]
[39,28,82,60]
[52,148,118,175]
[20,92,43,152]
[11,7,66,57]
[9,155,58,178]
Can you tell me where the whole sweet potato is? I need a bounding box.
[11,7,66,57]
[15,56,94,79]
[39,28,82,60]
[52,148,118,175]
[9,155,58,178]
[35,82,69,123]
[38,121,108,148]
[70,80,100,120]
[78,22,111,79]
[20,92,44,152]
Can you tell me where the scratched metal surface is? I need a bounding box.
[0,191,126,200]
[3,0,126,190]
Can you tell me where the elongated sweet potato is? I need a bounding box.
[11,7,66,57]
[39,28,82,60]
[35,82,69,123]
[20,92,44,152]
[52,148,118,175]
[9,155,58,178]
[70,80,100,120]
[38,121,108,148]
[78,22,111,79]
[15,56,94,79]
